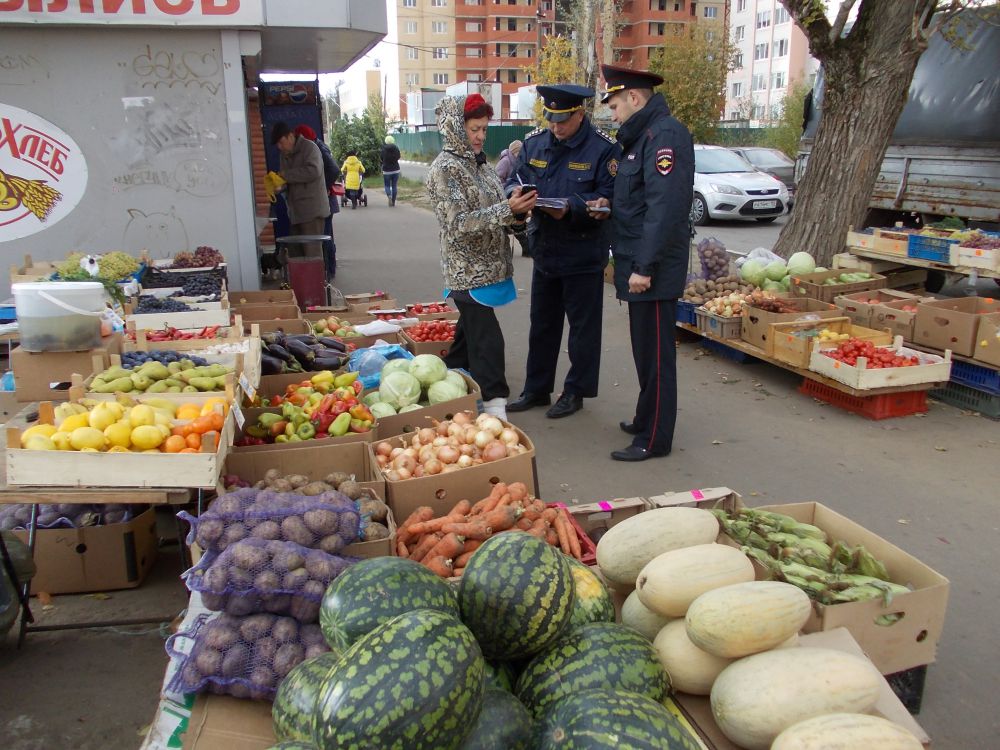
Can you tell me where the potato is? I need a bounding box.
[318,534,345,554]
[299,481,333,497]
[305,642,330,660]
[301,579,326,600]
[324,472,351,488]
[255,635,278,664]
[211,494,244,516]
[226,596,257,617]
[357,497,389,523]
[303,509,339,536]
[337,480,362,500]
[273,643,305,678]
[269,478,294,493]
[231,542,268,571]
[239,613,274,640]
[263,468,282,483]
[250,520,281,541]
[203,565,229,594]
[362,522,390,541]
[248,665,276,693]
[254,570,280,595]
[285,475,310,489]
[201,592,227,611]
[221,522,247,549]
[263,594,292,614]
[305,551,337,580]
[272,548,305,574]
[272,617,300,644]
[290,598,321,622]
[228,683,251,699]
[229,567,253,589]
[221,644,249,678]
[300,623,326,647]
[180,661,203,687]
[253,480,268,490]
[203,622,239,651]
[282,568,309,590]
[280,516,313,546]
[194,647,223,676]
[195,517,224,547]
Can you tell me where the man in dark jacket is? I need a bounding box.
[505,84,619,419]
[295,124,339,278]
[381,135,402,206]
[588,65,694,461]
[272,121,330,263]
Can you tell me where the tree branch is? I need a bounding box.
[829,0,858,42]
[780,1,837,60]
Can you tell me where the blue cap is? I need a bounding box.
[536,84,594,122]
[600,64,664,103]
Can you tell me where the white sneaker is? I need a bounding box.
[482,397,507,421]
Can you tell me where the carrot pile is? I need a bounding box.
[394,481,583,577]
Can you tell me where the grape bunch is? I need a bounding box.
[172,246,225,268]
[121,350,209,369]
[179,272,223,297]
[958,231,1000,250]
[135,296,194,314]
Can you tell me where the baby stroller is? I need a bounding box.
[342,178,368,209]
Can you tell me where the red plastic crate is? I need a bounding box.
[798,379,928,420]
[548,502,598,565]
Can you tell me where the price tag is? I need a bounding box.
[238,373,256,402]
[232,403,245,430]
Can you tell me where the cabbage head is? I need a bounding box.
[428,380,465,405]
[381,358,411,378]
[764,261,787,281]
[362,391,382,407]
[786,252,816,276]
[379,371,422,408]
[408,354,448,388]
[369,402,398,419]
[398,404,424,413]
[740,259,767,286]
[762,280,785,293]
[443,370,469,395]
[780,275,792,291]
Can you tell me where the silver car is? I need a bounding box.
[691,145,789,225]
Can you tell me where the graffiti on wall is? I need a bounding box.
[122,207,189,259]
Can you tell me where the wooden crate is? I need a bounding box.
[9,254,59,284]
[123,324,260,389]
[791,270,887,303]
[694,308,741,339]
[5,402,232,488]
[808,336,952,390]
[770,317,892,368]
[951,241,1000,273]
[228,289,297,306]
[845,227,877,251]
[125,307,231,331]
[244,318,311,335]
[872,228,911,256]
[69,358,237,405]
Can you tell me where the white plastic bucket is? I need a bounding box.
[12,281,106,352]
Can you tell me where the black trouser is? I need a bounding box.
[523,267,604,398]
[627,299,677,454]
[323,197,338,277]
[444,298,510,401]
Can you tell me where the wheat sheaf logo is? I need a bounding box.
[0,168,62,221]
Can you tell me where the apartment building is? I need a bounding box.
[397,0,555,119]
[609,0,727,71]
[725,0,814,124]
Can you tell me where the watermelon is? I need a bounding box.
[535,689,702,750]
[267,743,319,750]
[457,687,533,750]
[319,556,459,651]
[515,621,670,719]
[313,608,485,750]
[458,533,575,660]
[565,556,615,628]
[484,660,517,691]
[272,652,341,742]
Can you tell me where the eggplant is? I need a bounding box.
[312,356,347,370]
[266,343,294,362]
[261,331,286,346]
[312,348,346,361]
[317,337,347,352]
[285,338,316,363]
[285,334,317,343]
[261,354,285,375]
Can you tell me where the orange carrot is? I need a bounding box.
[451,566,465,577]
[424,532,466,562]
[396,539,409,558]
[541,508,559,524]
[474,483,508,515]
[448,499,472,519]
[495,493,513,508]
[562,510,582,560]
[515,517,533,531]
[526,519,548,539]
[507,482,529,505]
[461,538,483,555]
[520,510,542,523]
[453,549,476,569]
[398,506,435,542]
[554,512,572,555]
[409,532,443,563]
[482,506,520,532]
[406,516,453,536]
[442,520,493,540]
[422,555,453,577]
[545,528,559,547]
[529,499,546,514]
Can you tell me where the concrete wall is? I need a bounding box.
[0,26,254,294]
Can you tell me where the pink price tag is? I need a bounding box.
[598,501,614,511]
[690,489,705,500]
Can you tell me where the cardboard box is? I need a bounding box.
[883,267,928,290]
[243,318,311,336]
[913,296,1000,357]
[10,333,123,402]
[791,270,888,303]
[381,426,537,521]
[182,694,275,750]
[374,373,481,440]
[871,298,927,342]
[398,328,453,358]
[770,318,893,368]
[751,502,949,675]
[232,406,374,454]
[834,252,906,275]
[13,507,158,595]
[565,497,649,538]
[674,628,930,749]
[974,312,1000,367]
[648,486,742,511]
[833,290,920,328]
[348,297,398,314]
[228,289,296,306]
[234,303,301,322]
[740,298,840,351]
[0,391,21,420]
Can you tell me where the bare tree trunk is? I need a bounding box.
[774,1,935,266]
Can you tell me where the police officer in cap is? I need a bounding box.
[505,84,619,419]
[587,65,694,461]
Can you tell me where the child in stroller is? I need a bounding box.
[340,151,367,209]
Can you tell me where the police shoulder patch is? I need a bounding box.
[655,147,674,176]
[607,158,618,177]
[525,127,546,140]
[595,127,616,144]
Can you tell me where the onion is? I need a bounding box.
[476,415,504,437]
[474,430,494,449]
[403,447,417,458]
[424,458,443,475]
[447,423,465,438]
[434,420,449,437]
[417,427,437,445]
[375,454,389,468]
[464,426,478,445]
[385,470,401,481]
[452,412,472,425]
[432,436,449,448]
[441,464,462,473]
[375,441,393,457]
[390,447,404,460]
[437,445,460,465]
[418,445,435,463]
[482,440,508,463]
[458,443,475,456]
[396,467,412,480]
[457,455,473,468]
[412,465,424,478]
[472,458,483,465]
[392,454,416,474]
[499,428,520,446]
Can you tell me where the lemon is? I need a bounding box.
[129,404,156,428]
[20,424,57,447]
[131,424,164,451]
[80,447,100,452]
[107,445,130,453]
[201,398,226,416]
[104,421,132,449]
[88,403,119,431]
[71,426,108,451]
[59,412,91,433]
[24,435,57,451]
[51,431,73,451]
[154,411,173,427]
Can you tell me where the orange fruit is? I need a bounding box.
[179,447,199,453]
[191,415,214,434]
[176,404,201,421]
[163,435,187,453]
[203,430,220,448]
[208,411,224,431]
[185,432,203,450]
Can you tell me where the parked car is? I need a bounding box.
[729,146,797,203]
[691,145,789,226]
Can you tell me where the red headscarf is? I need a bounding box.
[463,94,487,118]
[294,124,317,140]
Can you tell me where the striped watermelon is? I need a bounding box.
[268,742,320,750]
[457,687,533,750]
[535,689,703,750]
[272,652,341,742]
[313,608,485,750]
[319,556,459,651]
[484,660,517,691]
[565,556,615,628]
[515,621,670,719]
[458,533,575,660]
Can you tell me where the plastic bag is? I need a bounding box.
[734,246,784,269]
[167,612,329,700]
[178,488,361,556]
[0,503,136,531]
[184,539,357,622]
[696,237,731,281]
[348,344,414,390]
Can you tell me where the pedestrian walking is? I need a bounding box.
[271,121,330,260]
[381,135,402,206]
[294,124,339,278]
[504,84,618,420]
[425,93,536,420]
[587,64,694,462]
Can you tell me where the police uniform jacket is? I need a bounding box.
[507,120,619,276]
[611,93,694,301]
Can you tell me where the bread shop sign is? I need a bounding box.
[0,1,263,26]
[0,104,87,242]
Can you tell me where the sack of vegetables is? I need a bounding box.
[167,612,329,700]
[178,488,361,557]
[183,539,358,622]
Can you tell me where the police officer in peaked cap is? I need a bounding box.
[505,84,620,419]
[586,64,695,461]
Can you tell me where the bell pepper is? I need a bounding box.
[269,420,288,437]
[331,400,350,416]
[308,392,324,405]
[258,412,284,428]
[349,404,373,421]
[312,410,337,434]
[313,381,332,394]
[281,402,298,420]
[274,434,290,443]
[333,371,359,389]
[287,391,308,406]
[310,370,335,386]
[317,394,336,415]
[329,412,351,437]
[289,434,303,442]
[349,418,372,433]
[245,424,268,439]
[285,421,296,436]
[270,395,284,406]
[296,422,316,440]
[352,379,363,395]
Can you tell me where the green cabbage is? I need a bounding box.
[399,404,423,413]
[786,252,816,276]
[443,370,468,395]
[428,380,466,405]
[362,391,382,407]
[369,401,398,418]
[381,359,411,378]
[780,275,792,291]
[379,371,422,408]
[408,354,448,388]
[762,280,785,292]
[765,261,787,281]
[740,259,767,286]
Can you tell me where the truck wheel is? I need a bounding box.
[925,270,946,293]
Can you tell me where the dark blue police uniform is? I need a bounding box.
[602,65,694,461]
[504,85,620,417]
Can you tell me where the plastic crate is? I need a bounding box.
[798,379,928,420]
[700,337,759,364]
[907,234,957,263]
[694,308,742,339]
[949,359,1000,396]
[675,300,697,326]
[886,664,928,715]
[930,381,1000,418]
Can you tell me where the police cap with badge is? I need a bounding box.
[537,84,594,122]
[600,64,664,103]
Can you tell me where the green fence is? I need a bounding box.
[394,124,535,162]
[711,127,771,147]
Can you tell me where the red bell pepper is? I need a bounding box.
[352,380,363,395]
[349,404,373,421]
